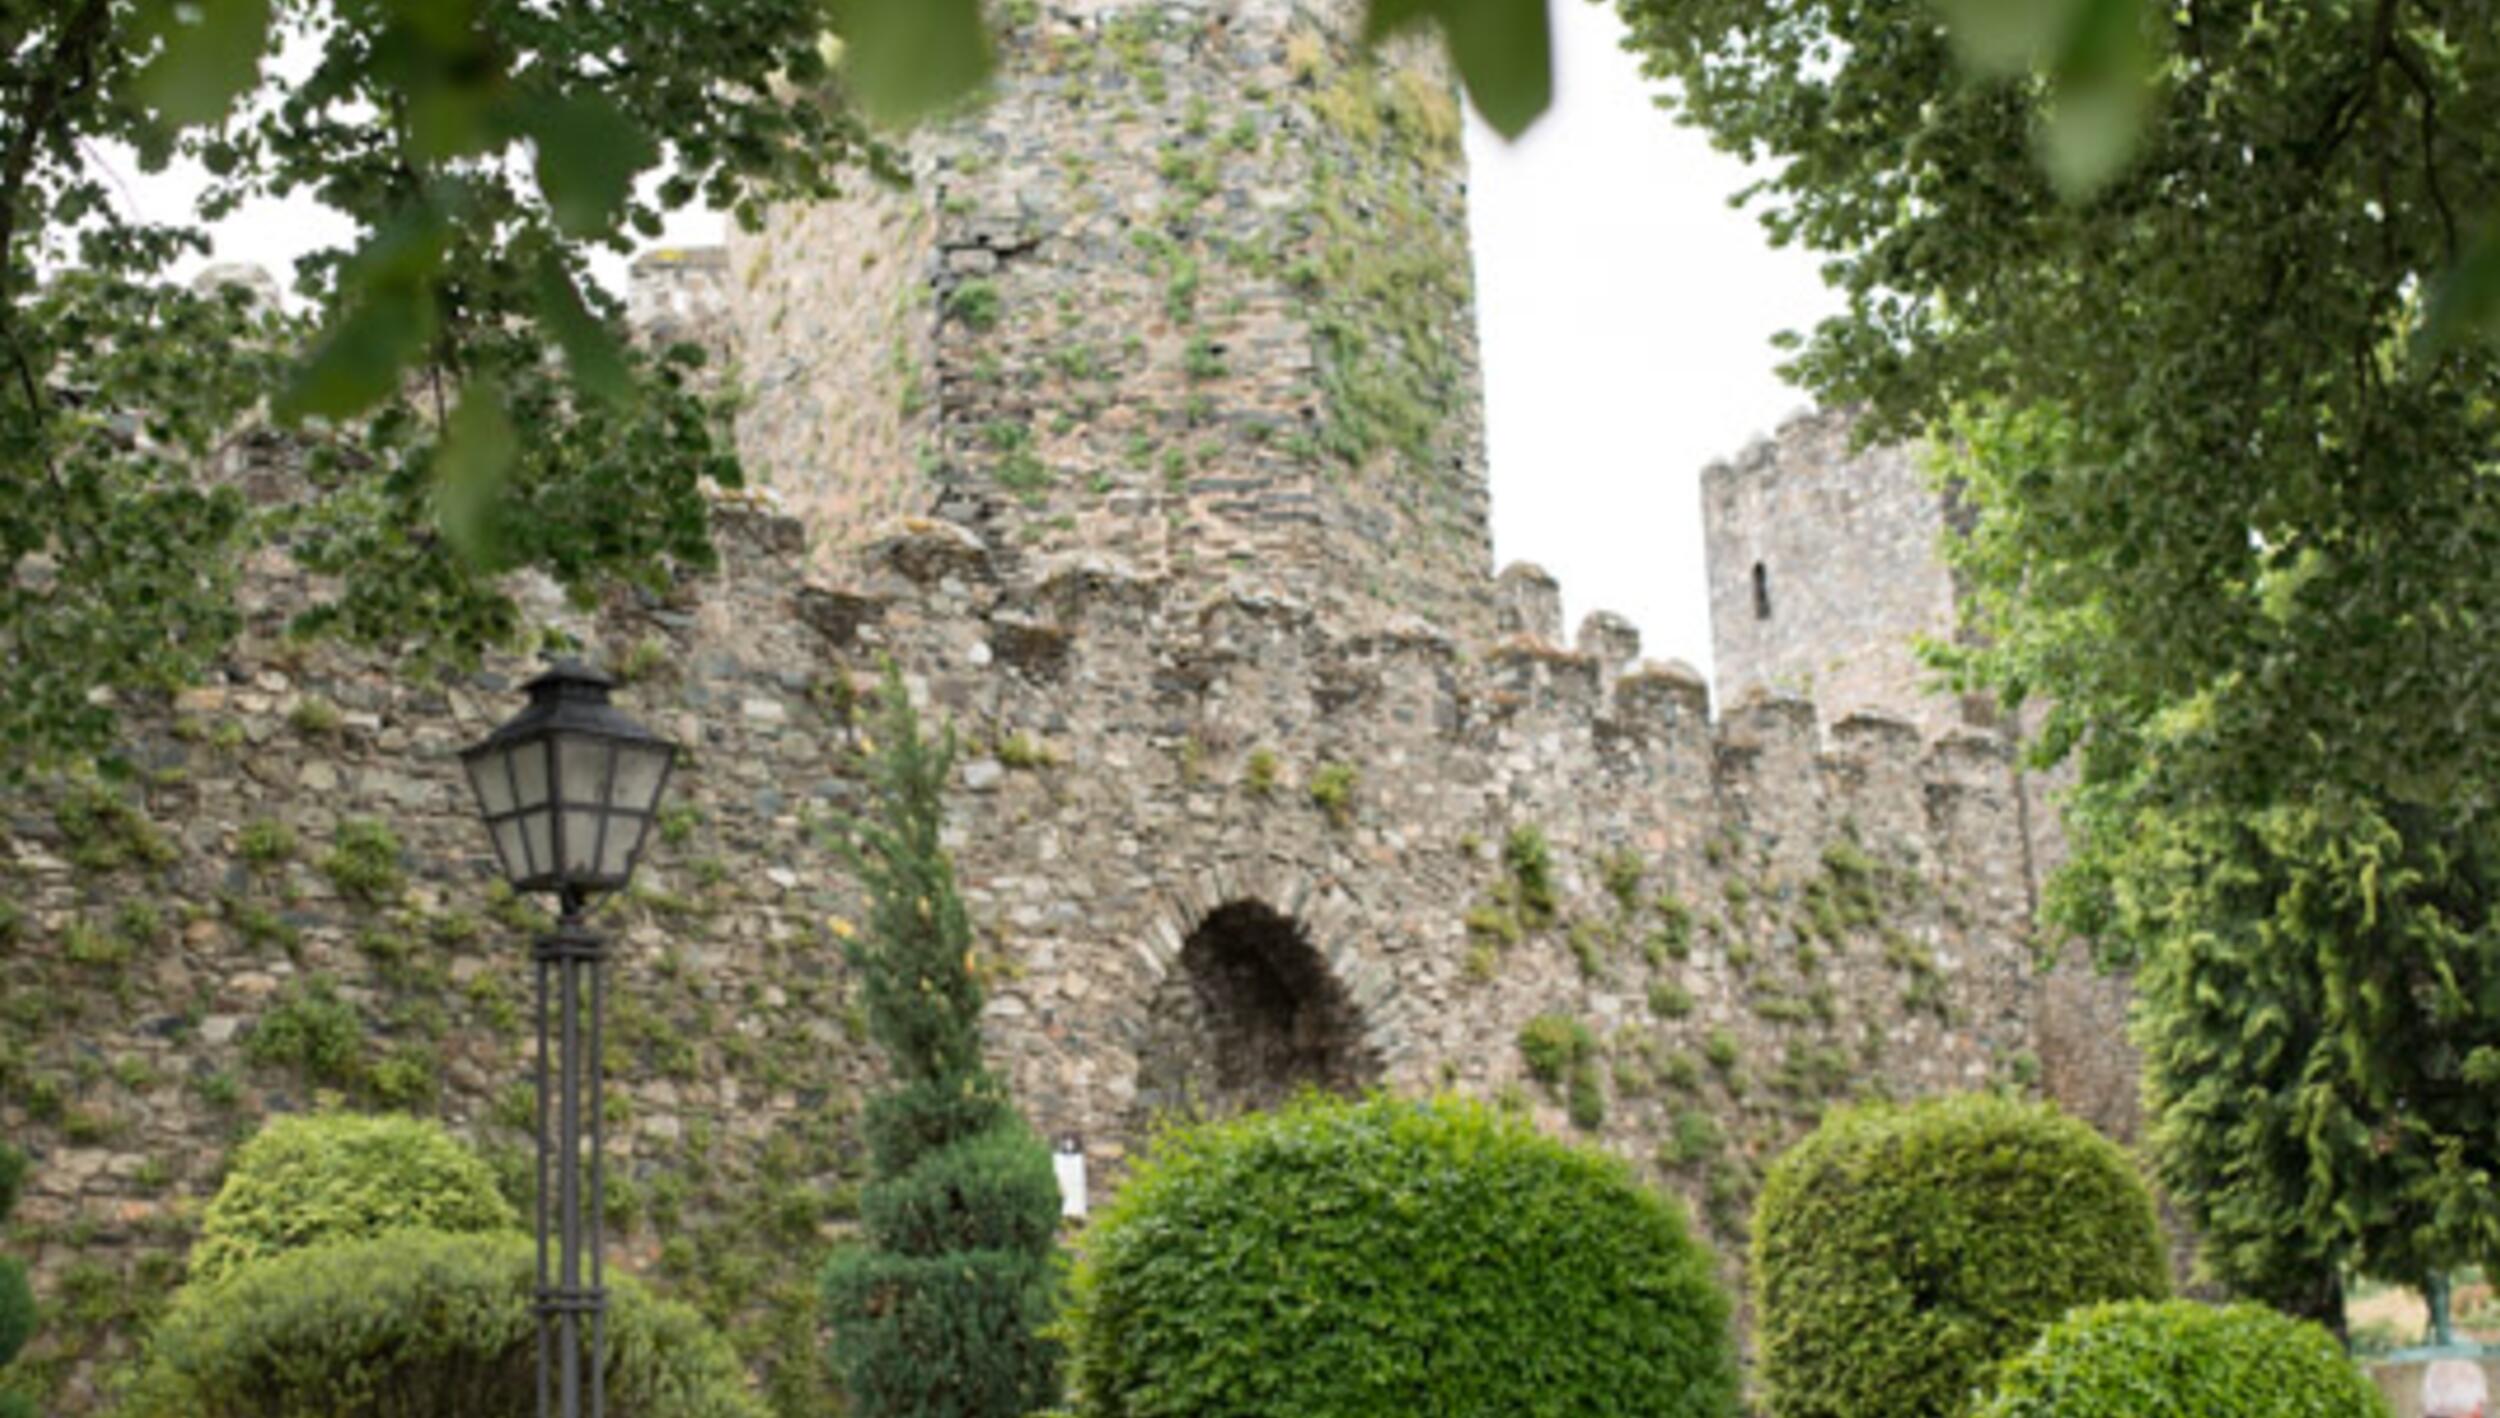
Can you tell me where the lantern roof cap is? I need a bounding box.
[462,659,673,759]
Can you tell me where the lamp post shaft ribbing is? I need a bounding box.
[537,907,607,1418]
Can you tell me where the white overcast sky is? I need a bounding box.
[114,0,1830,685]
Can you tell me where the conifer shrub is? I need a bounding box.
[0,1146,36,1418]
[1752,1094,2167,1418]
[122,1230,763,1418]
[189,1111,516,1286]
[823,669,1061,1418]
[1974,1300,2391,1418]
[1062,1093,1739,1418]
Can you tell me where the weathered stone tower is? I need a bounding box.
[728,0,1494,637]
[1701,409,1972,740]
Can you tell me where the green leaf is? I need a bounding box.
[2421,215,2500,355]
[1936,0,2085,74]
[2041,0,2148,198]
[433,382,517,566]
[273,209,449,422]
[131,0,275,129]
[1933,0,2149,197]
[529,252,632,405]
[2041,72,2144,200]
[829,0,995,127]
[1364,0,1554,140]
[518,91,657,238]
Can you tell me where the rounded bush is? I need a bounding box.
[1976,1301,2391,1418]
[1062,1093,1737,1418]
[190,1111,515,1286]
[123,1229,765,1418]
[826,1118,1063,1417]
[857,1121,1061,1258]
[1752,1093,2167,1418]
[824,1246,1061,1418]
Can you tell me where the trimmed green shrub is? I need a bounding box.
[1063,1093,1738,1418]
[0,1146,35,1418]
[1753,1094,2167,1418]
[122,1229,764,1418]
[190,1112,516,1286]
[824,669,1061,1418]
[1976,1300,2390,1418]
[855,1124,1060,1257]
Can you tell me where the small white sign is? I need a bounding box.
[1053,1139,1088,1219]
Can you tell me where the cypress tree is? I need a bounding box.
[0,1145,38,1418]
[823,668,1061,1418]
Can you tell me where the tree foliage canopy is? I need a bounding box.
[1617,0,2500,1320]
[2125,792,2500,1316]
[2,0,884,770]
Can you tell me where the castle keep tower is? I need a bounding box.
[1701,410,1970,740]
[728,0,1495,637]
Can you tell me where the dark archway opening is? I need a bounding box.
[1130,901,1376,1131]
[1752,561,1773,620]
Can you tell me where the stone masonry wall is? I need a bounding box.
[5,496,2084,1410]
[1702,408,1969,740]
[726,0,1497,640]
[1698,408,2142,1148]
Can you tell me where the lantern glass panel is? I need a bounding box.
[556,734,612,812]
[612,742,671,816]
[512,740,551,812]
[468,751,516,817]
[491,817,526,879]
[520,810,553,879]
[597,812,650,878]
[561,809,605,876]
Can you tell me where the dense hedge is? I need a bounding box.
[1062,1093,1738,1418]
[190,1112,515,1286]
[122,1229,765,1418]
[1752,1094,2167,1418]
[1975,1301,2391,1418]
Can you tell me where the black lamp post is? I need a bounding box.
[462,661,676,1418]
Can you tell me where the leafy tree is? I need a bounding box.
[0,1146,35,1418]
[1617,0,2500,1325]
[821,668,1060,1418]
[2119,793,2500,1327]
[2,0,882,770]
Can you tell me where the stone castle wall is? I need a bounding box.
[1698,410,2140,1147]
[725,0,1496,638]
[2,495,2095,1408]
[1702,408,1970,740]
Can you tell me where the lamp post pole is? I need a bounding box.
[462,661,676,1418]
[537,896,607,1418]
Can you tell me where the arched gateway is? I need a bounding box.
[1130,900,1379,1130]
